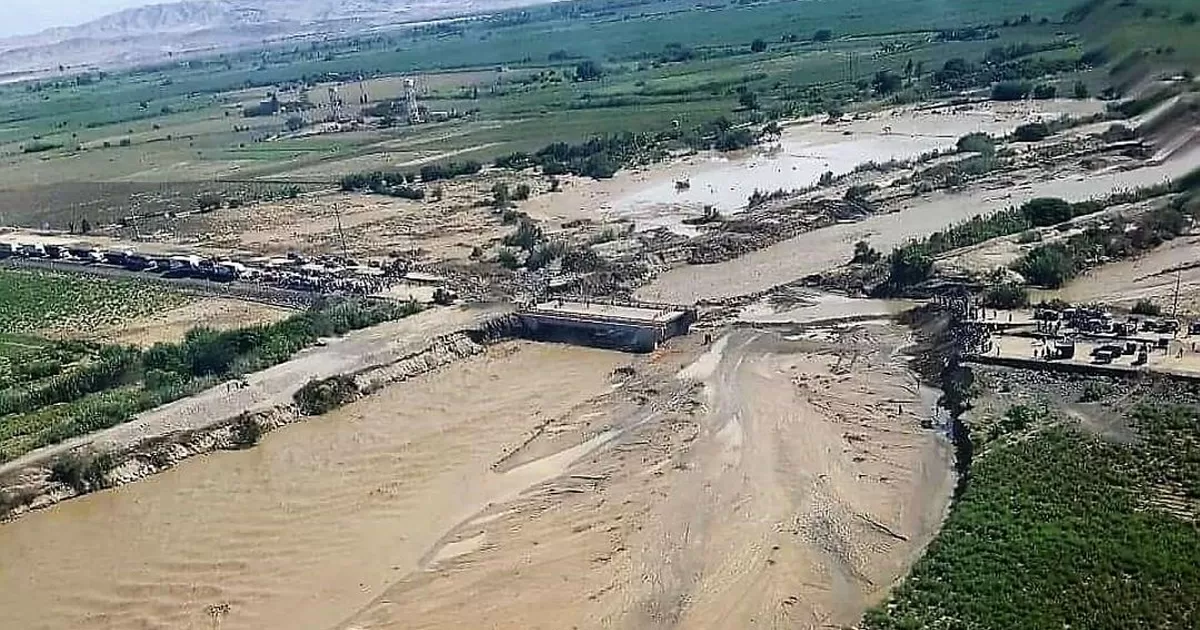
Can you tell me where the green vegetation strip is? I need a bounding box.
[865,405,1200,630]
[0,298,420,464]
[0,268,192,335]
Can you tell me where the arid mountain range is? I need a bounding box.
[0,0,549,77]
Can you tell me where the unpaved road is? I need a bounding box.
[0,303,508,476]
[638,145,1200,304]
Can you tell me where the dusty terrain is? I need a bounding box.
[84,297,295,347]
[1047,234,1200,315]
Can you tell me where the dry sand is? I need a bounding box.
[85,297,295,347]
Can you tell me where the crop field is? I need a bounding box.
[5,0,1175,226]
[0,293,418,466]
[864,397,1200,630]
[0,268,193,336]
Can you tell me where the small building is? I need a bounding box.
[517,300,697,353]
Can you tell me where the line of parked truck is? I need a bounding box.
[1,242,255,281]
[0,241,404,297]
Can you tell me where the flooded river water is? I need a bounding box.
[0,343,625,630]
[609,99,1104,227]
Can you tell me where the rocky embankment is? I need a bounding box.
[0,316,526,522]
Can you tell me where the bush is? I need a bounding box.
[992,81,1032,101]
[981,283,1030,309]
[1032,84,1057,100]
[851,240,881,265]
[574,60,603,81]
[888,246,933,287]
[49,452,113,493]
[1014,122,1051,142]
[196,192,224,212]
[1017,230,1042,244]
[813,29,833,42]
[1021,197,1073,226]
[503,220,543,251]
[1015,243,1076,287]
[750,38,767,53]
[1131,299,1160,316]
[1073,81,1090,99]
[956,132,995,155]
[294,375,359,415]
[513,183,532,201]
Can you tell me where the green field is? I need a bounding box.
[864,392,1200,629]
[0,268,192,335]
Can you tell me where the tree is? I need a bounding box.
[491,182,511,208]
[888,246,933,287]
[574,60,603,81]
[1032,84,1057,100]
[813,29,833,42]
[285,115,306,132]
[904,58,914,79]
[991,81,1032,101]
[1132,299,1161,316]
[1015,243,1075,287]
[737,88,759,110]
[513,183,531,201]
[872,70,903,95]
[1014,122,1051,142]
[750,38,767,53]
[1021,197,1072,226]
[1073,81,1090,99]
[80,218,91,234]
[956,132,995,155]
[851,240,881,265]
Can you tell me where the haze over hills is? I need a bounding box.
[0,0,552,77]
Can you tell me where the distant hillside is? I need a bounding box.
[0,0,552,76]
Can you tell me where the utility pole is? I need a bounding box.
[334,203,349,261]
[1172,268,1182,318]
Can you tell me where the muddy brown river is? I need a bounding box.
[0,343,626,630]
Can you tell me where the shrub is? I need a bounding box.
[495,248,520,269]
[230,414,263,447]
[574,60,603,81]
[888,246,933,287]
[813,29,833,42]
[294,375,359,415]
[1131,299,1160,316]
[1073,81,1090,99]
[956,132,995,155]
[1032,84,1057,100]
[196,192,224,212]
[513,183,532,201]
[503,220,543,251]
[992,81,1032,101]
[1017,230,1042,244]
[49,452,113,493]
[851,240,881,265]
[750,38,767,53]
[1014,122,1051,142]
[1015,243,1076,287]
[1021,197,1073,226]
[981,283,1030,309]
